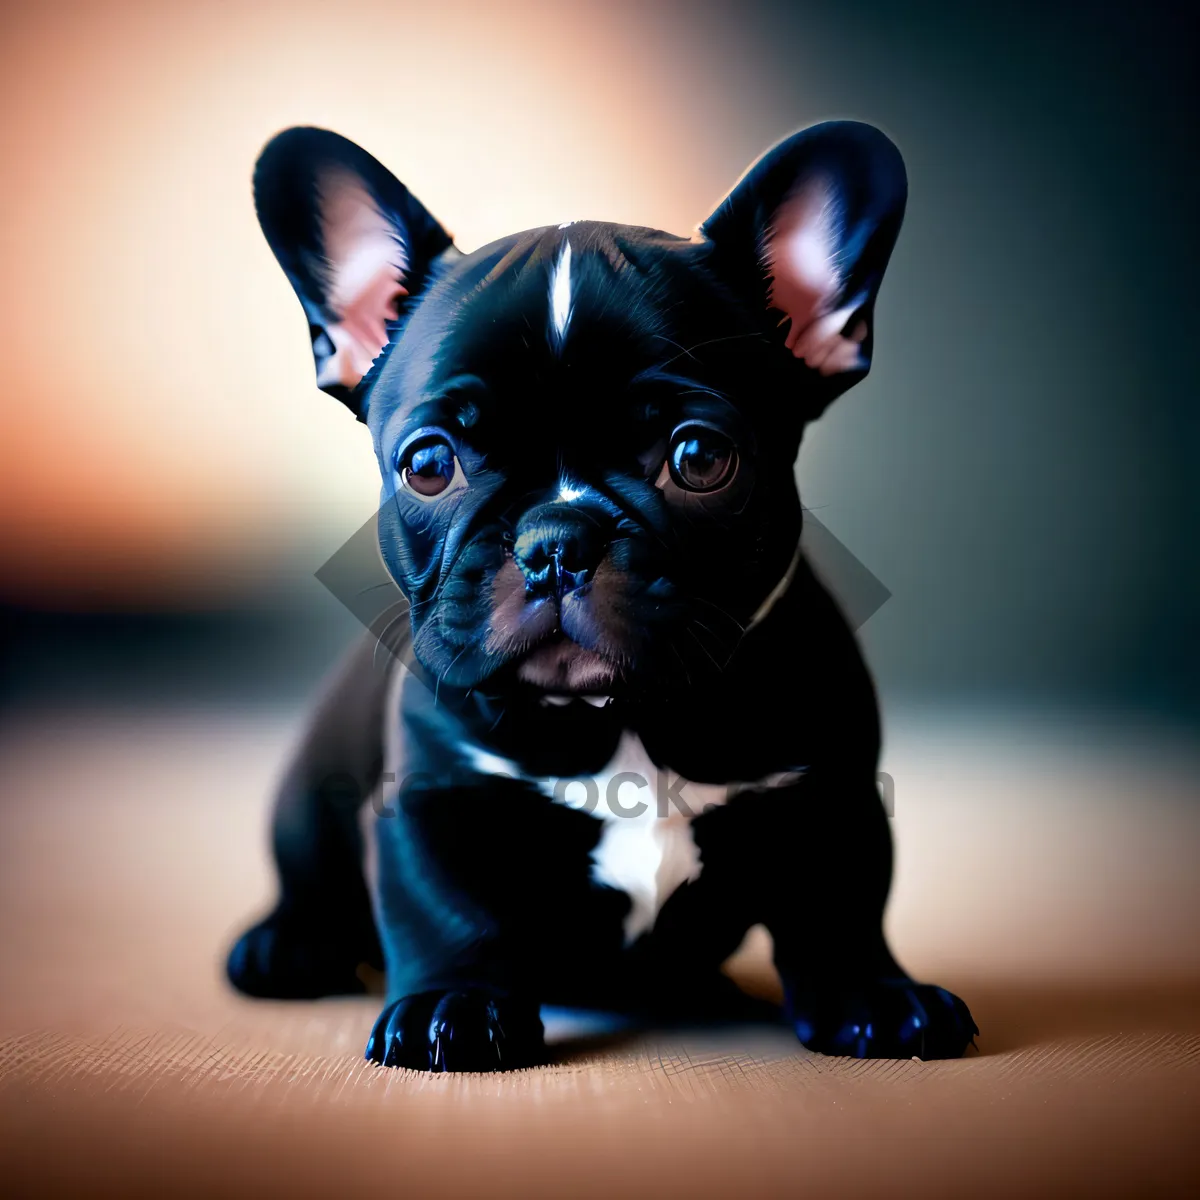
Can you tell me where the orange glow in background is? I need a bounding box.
[0,0,789,607]
[2,0,1191,717]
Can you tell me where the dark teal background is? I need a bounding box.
[2,0,1195,723]
[716,0,1196,715]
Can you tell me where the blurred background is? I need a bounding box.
[0,7,1198,1192]
[1,0,1198,967]
[1,0,1196,722]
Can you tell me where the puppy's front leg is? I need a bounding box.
[363,783,546,1073]
[226,634,387,999]
[760,770,978,1059]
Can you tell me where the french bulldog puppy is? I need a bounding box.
[227,121,978,1070]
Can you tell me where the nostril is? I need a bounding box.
[523,545,551,572]
[513,504,611,597]
[521,538,585,576]
[555,538,590,577]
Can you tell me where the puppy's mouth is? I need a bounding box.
[483,557,624,697]
[514,634,619,697]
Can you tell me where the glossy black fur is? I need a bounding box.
[228,122,978,1069]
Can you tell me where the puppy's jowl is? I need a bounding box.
[228,122,978,1070]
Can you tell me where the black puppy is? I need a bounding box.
[227,121,978,1070]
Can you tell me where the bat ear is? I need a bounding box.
[253,127,456,415]
[700,121,907,417]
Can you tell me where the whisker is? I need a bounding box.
[659,330,769,369]
[371,605,415,671]
[686,625,725,672]
[407,567,459,616]
[435,644,471,706]
[356,579,403,597]
[690,616,739,653]
[649,334,698,363]
[692,595,747,636]
[667,639,693,688]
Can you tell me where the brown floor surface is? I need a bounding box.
[1,708,1198,1197]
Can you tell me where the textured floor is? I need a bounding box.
[1,706,1198,1197]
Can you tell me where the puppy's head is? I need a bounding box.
[254,123,906,698]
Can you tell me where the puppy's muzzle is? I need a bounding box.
[513,503,610,599]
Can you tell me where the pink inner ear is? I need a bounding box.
[316,170,409,390]
[765,180,866,377]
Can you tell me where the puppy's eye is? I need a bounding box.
[666,424,738,493]
[397,437,465,502]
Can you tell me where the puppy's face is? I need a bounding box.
[255,124,906,696]
[368,225,801,697]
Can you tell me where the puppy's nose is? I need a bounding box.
[513,503,608,598]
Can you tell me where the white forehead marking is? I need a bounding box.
[557,220,577,230]
[557,475,586,503]
[549,238,573,347]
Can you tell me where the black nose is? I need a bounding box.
[513,503,608,598]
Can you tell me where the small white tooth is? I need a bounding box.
[582,695,610,708]
[542,694,573,707]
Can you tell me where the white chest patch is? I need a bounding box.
[550,729,733,944]
[459,726,803,945]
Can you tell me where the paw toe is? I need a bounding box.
[429,992,504,1072]
[366,990,543,1073]
[793,980,978,1060]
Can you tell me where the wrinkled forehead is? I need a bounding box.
[366,222,752,441]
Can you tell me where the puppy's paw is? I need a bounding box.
[365,989,545,1073]
[790,980,978,1060]
[226,910,381,1000]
